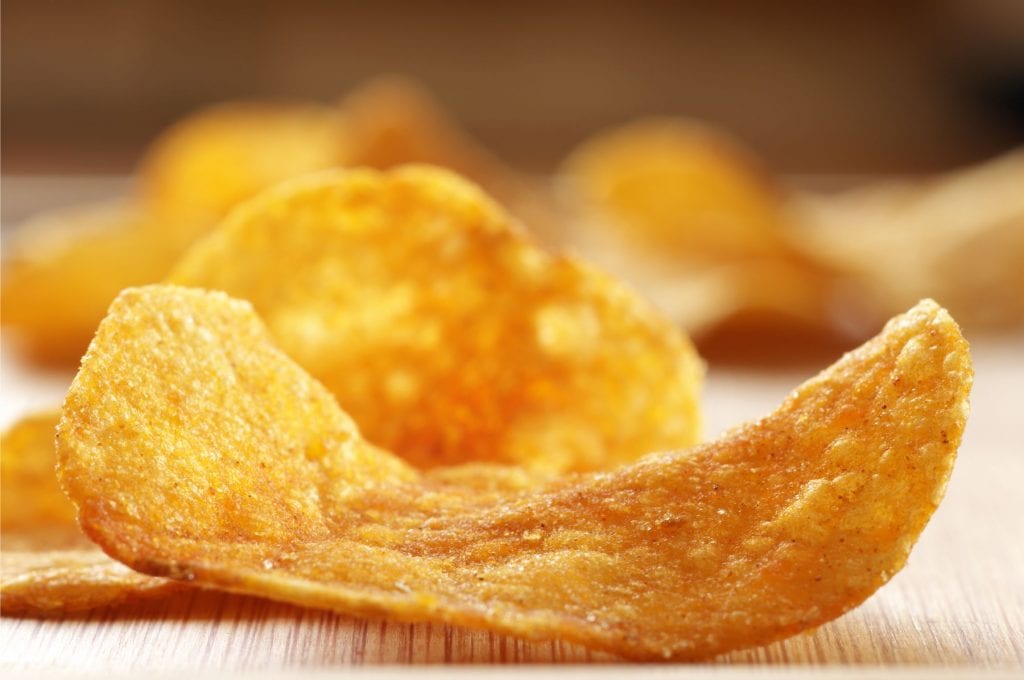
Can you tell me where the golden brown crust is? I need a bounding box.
[59,287,970,659]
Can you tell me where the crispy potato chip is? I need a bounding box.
[4,83,565,366]
[0,201,192,363]
[559,119,840,338]
[792,148,1024,328]
[0,410,549,615]
[339,77,566,246]
[1,412,183,614]
[170,165,703,473]
[140,102,348,226]
[58,287,970,660]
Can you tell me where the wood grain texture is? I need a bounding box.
[1,179,1022,673]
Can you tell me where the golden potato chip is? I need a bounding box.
[0,201,191,363]
[559,118,840,338]
[58,286,970,660]
[170,165,703,473]
[1,412,184,614]
[139,102,347,226]
[792,149,1024,328]
[339,76,566,246]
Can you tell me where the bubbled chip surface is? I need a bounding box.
[58,287,970,660]
[170,165,703,472]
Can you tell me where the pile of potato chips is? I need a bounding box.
[0,77,988,660]
[4,77,1021,365]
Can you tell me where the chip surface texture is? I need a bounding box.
[58,287,971,659]
[170,165,703,473]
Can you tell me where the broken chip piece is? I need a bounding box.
[1,411,184,614]
[58,286,970,660]
[169,165,703,473]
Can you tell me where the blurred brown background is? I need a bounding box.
[3,0,1023,176]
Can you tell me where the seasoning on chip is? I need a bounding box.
[58,286,970,659]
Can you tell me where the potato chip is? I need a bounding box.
[0,201,191,363]
[1,412,183,614]
[792,148,1024,328]
[0,410,551,615]
[4,83,566,366]
[3,103,346,365]
[561,118,790,257]
[169,165,703,473]
[559,119,840,337]
[139,102,347,226]
[1,549,184,615]
[58,287,970,660]
[339,76,567,246]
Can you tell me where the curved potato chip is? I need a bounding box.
[0,410,550,615]
[559,119,839,337]
[340,76,566,246]
[3,104,345,365]
[139,102,347,226]
[792,149,1024,329]
[0,201,191,363]
[1,412,183,614]
[2,412,76,532]
[170,165,703,473]
[59,286,970,660]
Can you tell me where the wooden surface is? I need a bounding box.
[1,178,1023,674]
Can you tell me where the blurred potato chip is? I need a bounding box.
[0,411,549,615]
[562,118,789,257]
[4,80,566,366]
[1,412,184,614]
[59,287,970,660]
[560,118,840,338]
[140,102,348,226]
[170,165,703,473]
[339,76,566,246]
[0,201,192,363]
[792,149,1024,329]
